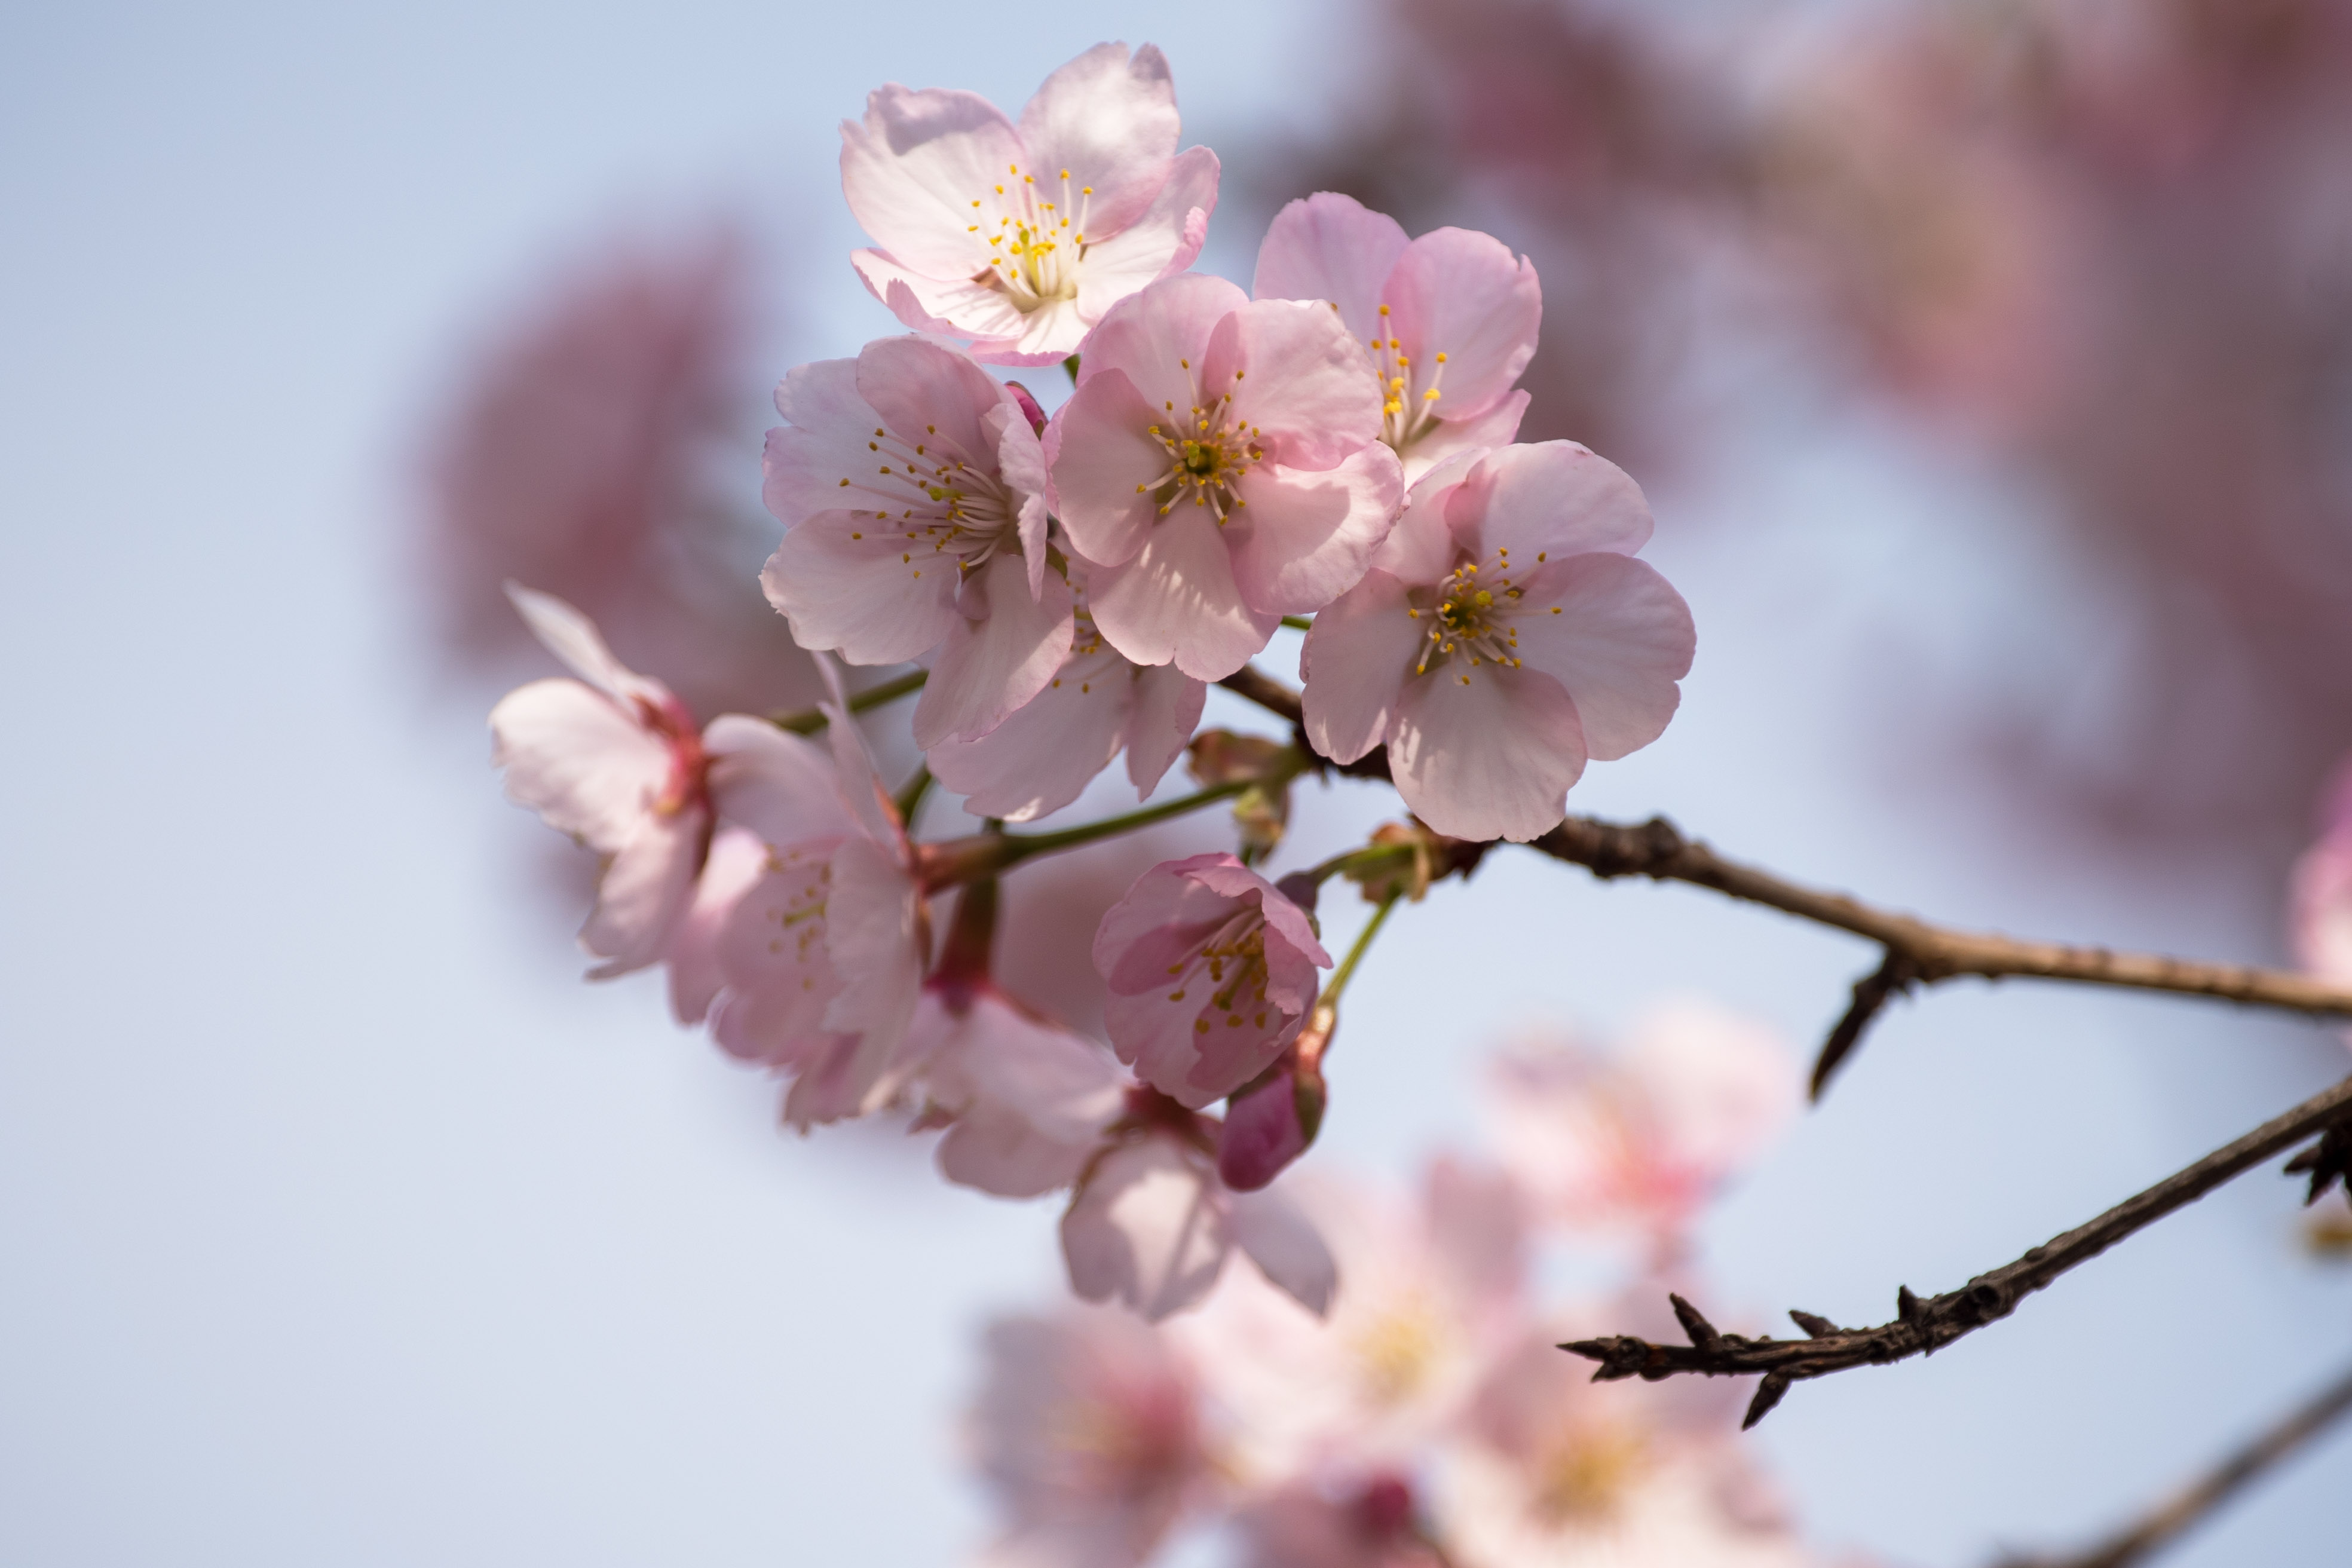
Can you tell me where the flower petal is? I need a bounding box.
[1043,368,1172,569]
[1510,553,1693,762]
[1073,145,1220,323]
[1251,191,1411,340]
[816,835,927,1114]
[503,583,666,707]
[761,510,962,665]
[912,551,1076,748]
[1395,390,1527,486]
[1300,569,1420,764]
[840,84,1022,278]
[1463,440,1653,565]
[1068,271,1250,424]
[666,825,768,1026]
[927,639,1132,821]
[852,252,1032,349]
[1123,663,1206,797]
[1225,445,1404,616]
[702,713,863,848]
[1389,664,1589,843]
[490,678,666,851]
[583,806,707,978]
[1227,1187,1337,1317]
[1017,42,1182,237]
[1368,448,1484,582]
[855,335,1005,467]
[1217,298,1386,470]
[1088,507,1280,681]
[763,357,884,531]
[711,846,846,1065]
[1383,226,1541,419]
[1061,1135,1231,1321]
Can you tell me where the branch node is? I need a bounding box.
[1811,948,1924,1100]
[1896,1285,1924,1326]
[1788,1309,1844,1338]
[1669,1293,1722,1349]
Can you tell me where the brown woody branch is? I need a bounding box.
[1992,1357,2352,1568]
[1214,662,2352,1094]
[1560,1073,2352,1428]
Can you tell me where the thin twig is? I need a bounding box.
[1992,1358,2352,1568]
[769,667,927,733]
[1207,662,2352,1085]
[1561,1073,2352,1427]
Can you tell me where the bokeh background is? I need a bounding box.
[5,0,2350,1562]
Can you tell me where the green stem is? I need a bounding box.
[996,778,1255,865]
[1306,840,1414,887]
[769,668,928,734]
[1062,354,1082,387]
[1279,615,1314,632]
[1323,890,1401,1010]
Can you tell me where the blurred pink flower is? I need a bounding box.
[920,987,1133,1199]
[1483,1003,1798,1248]
[2289,760,2352,988]
[1301,442,1692,843]
[966,1306,1212,1568]
[760,335,1072,748]
[421,226,813,719]
[843,42,1218,366]
[1062,1108,1336,1322]
[1045,272,1405,679]
[927,597,1206,823]
[1232,1477,1446,1568]
[1254,192,1541,482]
[1093,854,1333,1108]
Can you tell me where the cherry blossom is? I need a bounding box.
[918,985,1132,1199]
[1483,1003,1798,1247]
[705,672,929,1129]
[1436,1321,1812,1568]
[1062,1112,1336,1321]
[841,43,1219,366]
[1232,1478,1445,1568]
[1093,853,1334,1108]
[1301,443,1694,843]
[761,335,1071,748]
[927,597,1205,822]
[1045,272,1406,679]
[966,1307,1211,1568]
[1254,192,1541,483]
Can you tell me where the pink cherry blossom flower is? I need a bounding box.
[760,336,1072,748]
[1233,1478,1446,1568]
[966,1306,1211,1567]
[1045,272,1407,679]
[705,673,929,1129]
[1483,1003,1798,1249]
[927,596,1205,821]
[490,585,837,984]
[1092,853,1334,1108]
[918,985,1133,1199]
[1168,1162,1527,1482]
[1254,192,1542,483]
[841,42,1219,366]
[1062,1111,1336,1322]
[1301,442,1694,842]
[1436,1319,1812,1568]
[2290,761,2352,991]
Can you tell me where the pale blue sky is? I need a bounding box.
[2,2,2345,1564]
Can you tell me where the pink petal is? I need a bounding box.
[1068,271,1250,425]
[814,835,927,1115]
[1382,226,1541,419]
[839,85,1023,278]
[985,405,1053,600]
[1250,191,1411,339]
[953,996,1131,1144]
[2293,837,2352,982]
[1227,1188,1337,1316]
[818,668,905,849]
[1042,368,1172,569]
[1509,553,1693,762]
[1061,1135,1232,1321]
[1465,440,1653,565]
[938,1100,1097,1199]
[927,639,1132,822]
[1216,298,1386,470]
[702,714,862,849]
[502,584,666,708]
[763,357,884,531]
[999,297,1095,366]
[1368,449,1484,583]
[1389,664,1590,843]
[1627,1002,1799,1181]
[1225,445,1405,616]
[1180,860,1332,969]
[489,678,666,852]
[852,253,1031,348]
[1087,507,1281,681]
[1017,42,1181,239]
[855,335,1006,467]
[582,806,707,978]
[912,551,1076,748]
[1395,390,1527,485]
[1122,663,1206,797]
[666,826,767,1025]
[711,846,846,1065]
[1073,145,1220,323]
[760,510,962,665]
[1301,569,1419,765]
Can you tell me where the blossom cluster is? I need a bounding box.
[483,42,1693,1319]
[963,1010,1854,1568]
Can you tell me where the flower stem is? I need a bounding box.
[893,764,933,829]
[1323,890,1401,1011]
[1279,615,1313,632]
[996,778,1255,863]
[768,668,927,734]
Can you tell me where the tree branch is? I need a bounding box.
[1210,662,2352,1092]
[1992,1358,2352,1568]
[1561,1073,2352,1428]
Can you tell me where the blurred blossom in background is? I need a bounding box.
[7,2,2351,1566]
